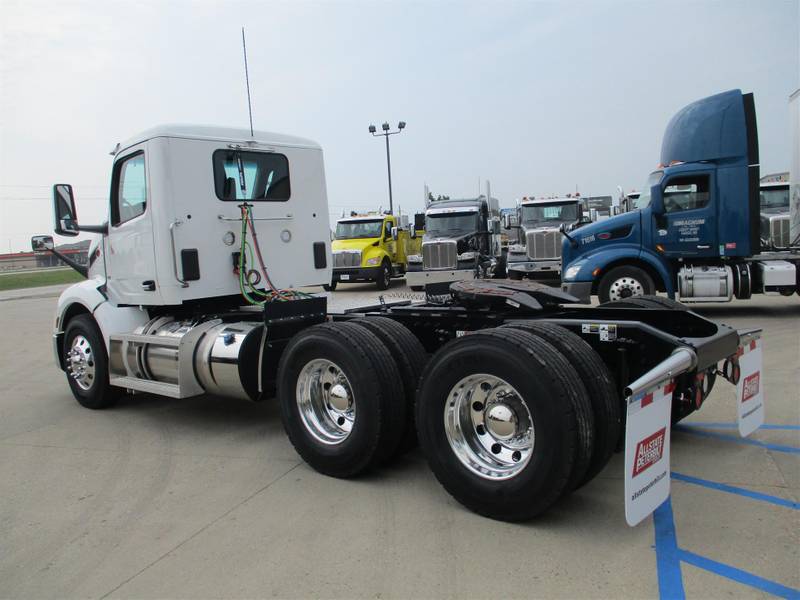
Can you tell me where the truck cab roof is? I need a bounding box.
[520,197,580,206]
[114,125,321,156]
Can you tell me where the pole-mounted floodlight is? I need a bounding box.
[369,120,406,215]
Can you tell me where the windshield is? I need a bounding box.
[425,212,479,236]
[335,219,384,239]
[760,187,790,210]
[633,171,664,210]
[520,203,578,226]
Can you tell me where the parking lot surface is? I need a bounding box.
[1,281,797,599]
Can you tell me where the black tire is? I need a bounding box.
[63,314,120,409]
[601,294,687,311]
[323,281,337,291]
[349,317,427,458]
[508,269,523,281]
[493,255,507,279]
[597,265,655,304]
[501,321,620,487]
[277,322,406,477]
[375,260,392,290]
[415,328,594,521]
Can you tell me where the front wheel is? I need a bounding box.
[63,314,120,409]
[375,261,392,290]
[597,265,655,304]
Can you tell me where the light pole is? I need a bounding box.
[369,121,405,214]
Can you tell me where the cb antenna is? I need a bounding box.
[242,26,254,137]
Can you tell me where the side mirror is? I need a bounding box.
[558,223,567,234]
[53,184,79,237]
[612,206,621,216]
[502,214,511,229]
[589,208,598,222]
[31,235,54,252]
[409,227,417,239]
[391,226,399,241]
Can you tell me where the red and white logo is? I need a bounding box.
[742,371,760,403]
[632,428,666,478]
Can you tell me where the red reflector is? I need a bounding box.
[598,232,611,240]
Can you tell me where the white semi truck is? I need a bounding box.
[505,196,590,280]
[34,123,764,525]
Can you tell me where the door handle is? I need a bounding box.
[141,280,156,291]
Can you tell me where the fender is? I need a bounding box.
[570,247,675,297]
[54,278,150,370]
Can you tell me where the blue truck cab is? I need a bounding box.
[561,89,798,304]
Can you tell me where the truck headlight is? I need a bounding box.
[458,252,477,261]
[564,262,586,280]
[366,256,380,266]
[407,254,422,264]
[509,244,525,254]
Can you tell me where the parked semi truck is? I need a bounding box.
[35,122,763,525]
[562,89,800,304]
[328,212,421,290]
[405,190,504,291]
[505,196,589,280]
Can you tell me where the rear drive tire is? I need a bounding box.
[277,322,406,477]
[501,321,620,487]
[349,317,427,458]
[415,328,593,521]
[597,266,655,304]
[376,260,392,290]
[63,314,120,410]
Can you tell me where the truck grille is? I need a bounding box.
[422,241,457,270]
[333,250,361,268]
[526,229,561,260]
[769,216,791,248]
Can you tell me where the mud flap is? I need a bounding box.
[624,380,674,526]
[736,336,764,437]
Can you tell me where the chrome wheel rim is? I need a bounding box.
[608,276,644,301]
[296,359,355,445]
[66,334,96,391]
[444,373,534,480]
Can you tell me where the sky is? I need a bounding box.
[0,0,798,252]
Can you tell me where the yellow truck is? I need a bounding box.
[328,213,422,290]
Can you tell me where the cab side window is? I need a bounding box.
[111,152,147,226]
[663,175,710,213]
[384,221,392,239]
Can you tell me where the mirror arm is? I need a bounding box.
[76,222,109,234]
[47,248,88,278]
[559,226,579,248]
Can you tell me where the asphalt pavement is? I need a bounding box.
[0,281,797,598]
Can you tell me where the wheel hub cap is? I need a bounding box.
[296,359,355,445]
[444,374,534,480]
[65,334,95,391]
[609,277,644,301]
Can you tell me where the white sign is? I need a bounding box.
[340,274,350,281]
[624,380,673,526]
[737,338,764,437]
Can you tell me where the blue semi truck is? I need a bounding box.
[561,89,800,304]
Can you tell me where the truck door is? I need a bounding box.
[654,172,717,258]
[106,148,162,304]
[383,219,396,260]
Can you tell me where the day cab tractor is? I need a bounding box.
[562,89,800,304]
[405,190,505,291]
[328,212,421,291]
[505,196,590,281]
[35,119,764,526]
